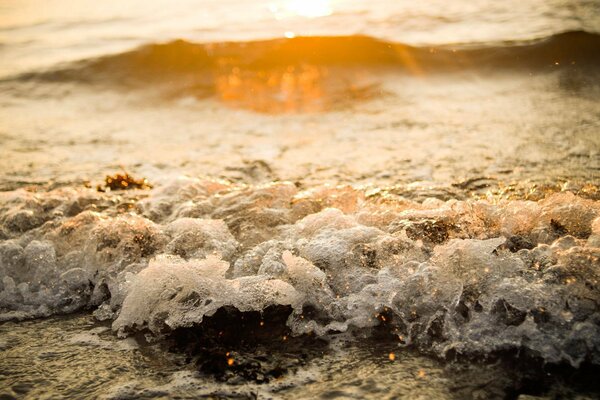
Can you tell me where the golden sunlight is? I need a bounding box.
[2,0,599,398]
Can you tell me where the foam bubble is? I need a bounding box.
[113,255,301,337]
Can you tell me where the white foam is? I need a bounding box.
[1,181,599,365]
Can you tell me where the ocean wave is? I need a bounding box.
[1,178,599,366]
[9,30,600,85]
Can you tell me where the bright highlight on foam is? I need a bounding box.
[270,0,333,18]
[285,0,333,17]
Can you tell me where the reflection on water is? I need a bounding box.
[1,0,598,78]
[214,64,382,113]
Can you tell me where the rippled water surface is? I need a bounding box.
[0,314,450,399]
[1,1,599,399]
[2,314,598,399]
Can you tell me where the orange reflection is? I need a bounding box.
[395,46,424,76]
[214,64,381,114]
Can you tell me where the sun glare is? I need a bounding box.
[279,0,333,18]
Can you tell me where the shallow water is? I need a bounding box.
[1,1,600,399]
[2,314,598,399]
[0,312,456,399]
[0,314,450,399]
[1,68,598,192]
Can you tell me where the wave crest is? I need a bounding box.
[1,178,599,366]
[12,30,600,85]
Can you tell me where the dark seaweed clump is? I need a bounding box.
[96,172,152,192]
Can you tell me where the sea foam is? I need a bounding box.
[1,179,599,365]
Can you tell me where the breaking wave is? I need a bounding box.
[1,178,599,367]
[10,30,600,85]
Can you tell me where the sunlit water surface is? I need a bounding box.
[1,1,600,399]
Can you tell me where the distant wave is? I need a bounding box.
[9,30,600,84]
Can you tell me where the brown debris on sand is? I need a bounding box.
[96,172,152,192]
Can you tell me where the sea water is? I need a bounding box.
[1,1,599,398]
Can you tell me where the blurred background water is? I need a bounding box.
[1,0,599,77]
